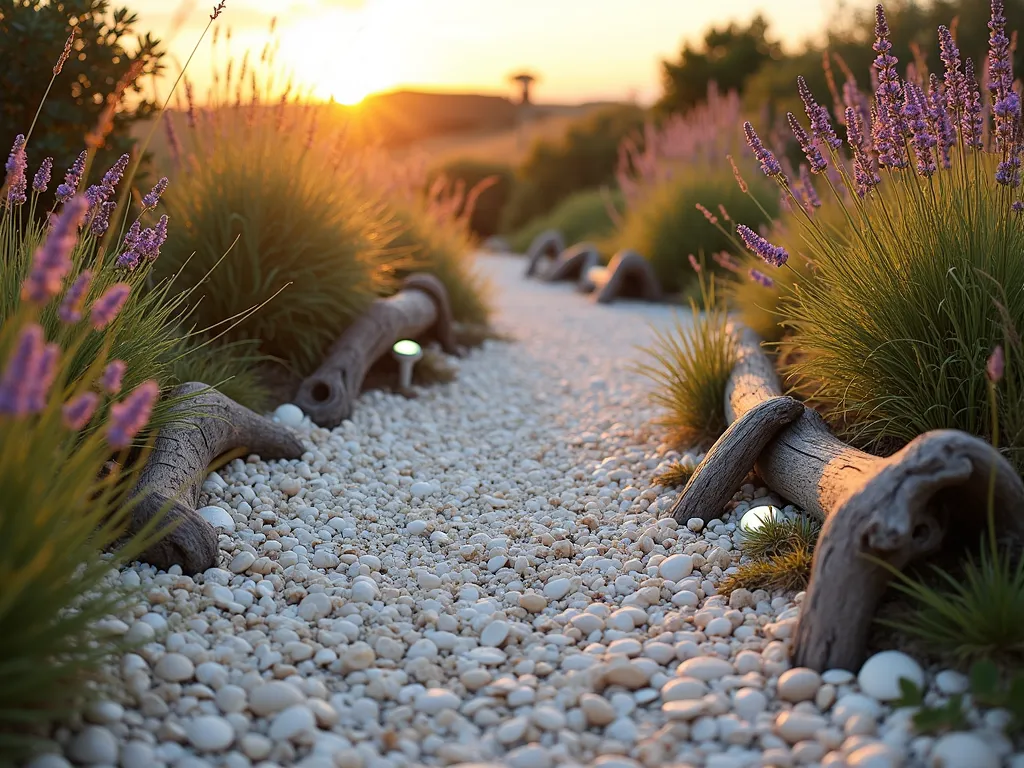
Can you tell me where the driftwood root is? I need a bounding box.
[667,322,1024,671]
[294,273,454,428]
[594,250,662,304]
[524,230,566,277]
[545,243,600,283]
[132,383,305,574]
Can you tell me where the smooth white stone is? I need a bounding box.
[858,651,924,701]
[273,403,304,427]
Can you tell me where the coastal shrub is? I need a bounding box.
[636,275,736,448]
[428,158,514,239]
[0,197,164,761]
[614,167,774,295]
[500,103,646,232]
[733,2,1024,469]
[0,0,164,209]
[159,91,395,375]
[507,188,622,254]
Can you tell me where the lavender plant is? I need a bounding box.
[729,1,1024,468]
[0,201,165,759]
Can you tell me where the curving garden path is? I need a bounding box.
[38,254,1014,768]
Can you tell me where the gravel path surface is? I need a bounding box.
[37,254,1020,768]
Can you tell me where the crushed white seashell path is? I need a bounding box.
[37,254,1021,768]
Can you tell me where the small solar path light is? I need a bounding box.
[392,339,423,390]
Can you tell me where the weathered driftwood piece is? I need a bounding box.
[668,396,803,523]
[545,242,600,283]
[594,249,662,304]
[295,273,457,428]
[524,230,566,277]
[668,323,1024,671]
[132,383,305,574]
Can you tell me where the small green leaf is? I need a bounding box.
[896,677,924,707]
[971,660,1001,701]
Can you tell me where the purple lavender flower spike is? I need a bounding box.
[101,360,126,394]
[904,82,937,176]
[0,324,44,416]
[737,224,788,267]
[749,269,775,288]
[938,26,965,115]
[800,164,822,208]
[22,196,88,304]
[787,112,827,173]
[90,201,116,237]
[101,153,130,191]
[1013,201,1024,213]
[90,283,131,329]
[927,74,956,169]
[164,117,181,165]
[688,254,701,273]
[59,270,93,324]
[55,150,87,202]
[963,58,985,149]
[32,157,52,193]
[117,221,143,270]
[147,215,168,261]
[142,177,168,208]
[798,76,842,151]
[106,380,159,449]
[743,122,784,179]
[872,5,908,168]
[5,134,27,205]
[63,391,100,430]
[29,343,60,413]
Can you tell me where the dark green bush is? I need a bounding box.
[0,0,163,207]
[501,104,646,232]
[428,158,514,239]
[615,166,776,295]
[508,188,622,253]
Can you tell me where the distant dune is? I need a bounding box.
[139,90,624,169]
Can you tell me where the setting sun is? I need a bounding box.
[279,4,407,105]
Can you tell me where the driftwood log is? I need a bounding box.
[581,249,662,304]
[524,230,566,277]
[668,323,1024,671]
[131,382,305,574]
[294,273,458,428]
[545,242,600,283]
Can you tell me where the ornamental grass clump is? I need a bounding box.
[636,272,736,448]
[730,1,1024,469]
[0,194,165,760]
[507,187,622,255]
[159,64,396,375]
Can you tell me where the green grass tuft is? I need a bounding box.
[654,460,697,488]
[636,279,737,448]
[718,546,816,597]
[739,515,822,561]
[878,540,1024,663]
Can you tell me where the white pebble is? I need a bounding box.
[273,403,304,427]
[198,505,235,531]
[185,715,235,752]
[858,651,924,701]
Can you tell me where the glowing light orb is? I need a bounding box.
[392,339,422,357]
[739,504,782,533]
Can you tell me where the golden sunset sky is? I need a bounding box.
[132,0,849,106]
